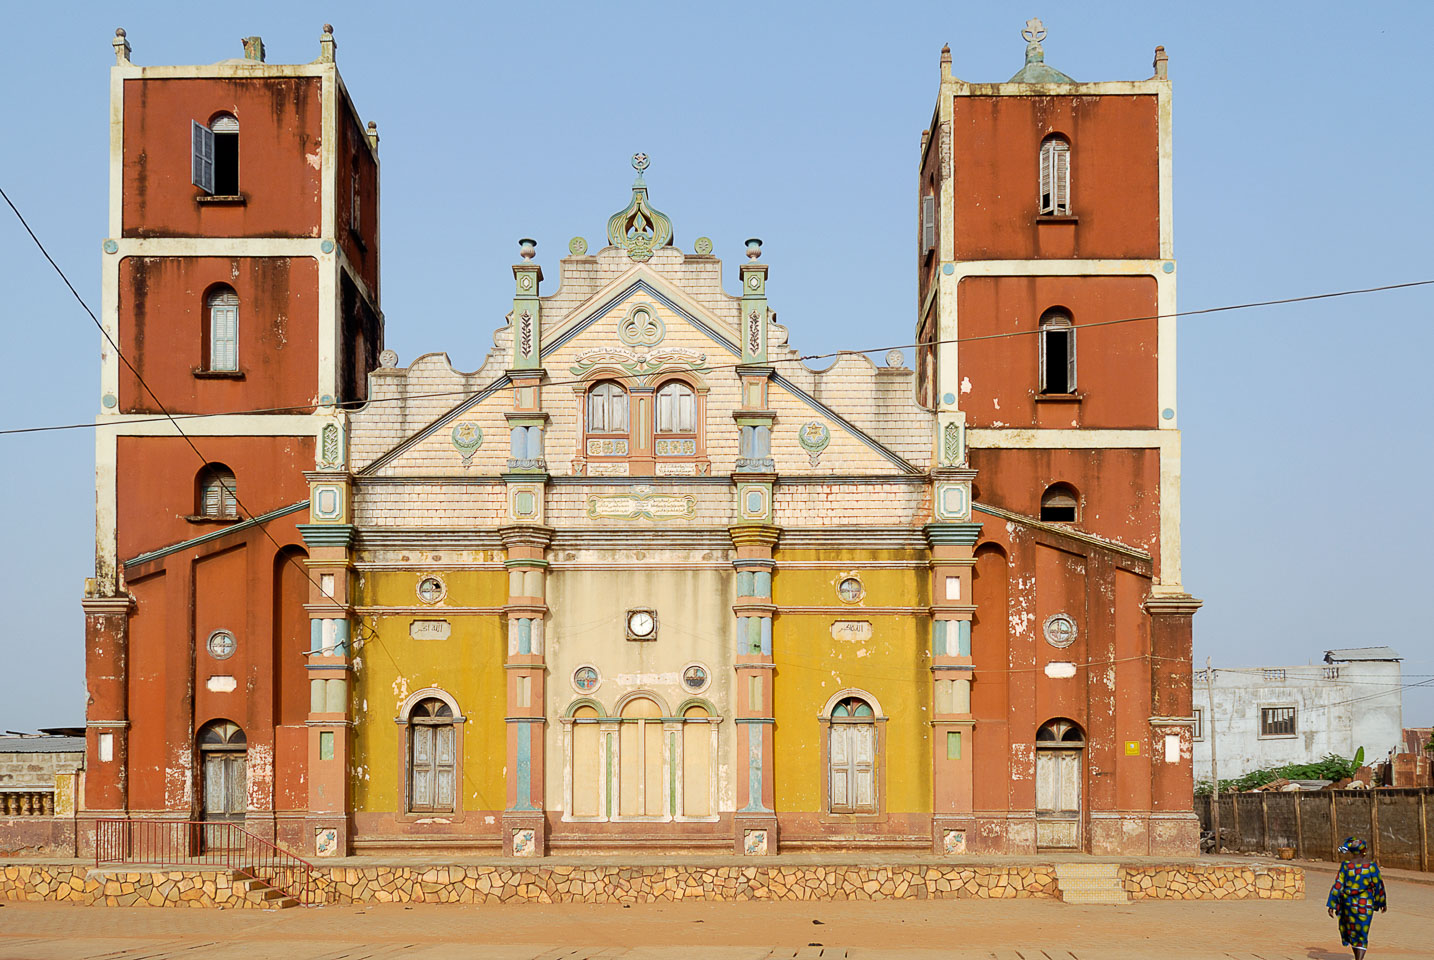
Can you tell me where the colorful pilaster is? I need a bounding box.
[299,462,356,859]
[81,590,134,815]
[925,440,979,854]
[739,240,769,364]
[500,525,553,857]
[730,523,779,855]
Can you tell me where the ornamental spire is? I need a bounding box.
[606,152,674,262]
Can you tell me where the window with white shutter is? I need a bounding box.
[191,120,215,195]
[407,698,456,812]
[828,697,877,814]
[1039,136,1071,215]
[1038,307,1075,394]
[198,465,238,519]
[586,381,629,434]
[655,381,696,434]
[921,194,937,253]
[207,287,240,371]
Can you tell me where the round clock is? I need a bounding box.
[626,609,657,640]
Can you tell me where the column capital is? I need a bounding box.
[297,524,357,549]
[1143,593,1204,616]
[728,523,781,550]
[923,522,982,547]
[81,594,135,616]
[498,524,555,551]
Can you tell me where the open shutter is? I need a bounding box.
[1065,326,1077,392]
[1039,141,1053,213]
[921,195,936,252]
[1054,142,1070,213]
[411,726,434,810]
[434,725,455,811]
[829,726,850,811]
[852,724,875,811]
[191,121,215,194]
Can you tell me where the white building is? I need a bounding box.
[1192,648,1403,784]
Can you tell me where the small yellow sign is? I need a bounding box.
[1125,740,1141,756]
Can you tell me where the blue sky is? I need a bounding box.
[1,1,1430,735]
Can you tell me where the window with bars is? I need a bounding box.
[1039,135,1071,215]
[197,465,238,519]
[1039,308,1075,394]
[1260,706,1297,738]
[206,287,240,372]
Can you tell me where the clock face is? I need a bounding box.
[627,610,656,638]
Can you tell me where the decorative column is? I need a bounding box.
[1145,593,1203,856]
[82,589,135,816]
[500,525,553,857]
[927,409,979,854]
[299,438,357,859]
[730,523,780,855]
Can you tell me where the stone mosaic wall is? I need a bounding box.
[0,861,1303,907]
[1122,864,1304,900]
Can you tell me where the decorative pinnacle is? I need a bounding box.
[1022,17,1046,43]
[115,27,126,37]
[323,23,334,34]
[632,152,649,173]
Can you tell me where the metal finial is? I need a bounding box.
[632,152,650,173]
[115,27,126,37]
[1022,18,1046,43]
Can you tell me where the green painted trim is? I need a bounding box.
[123,501,309,568]
[923,522,983,546]
[972,502,1151,561]
[297,524,357,548]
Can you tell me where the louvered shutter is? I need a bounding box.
[852,725,875,811]
[434,725,455,810]
[830,726,850,811]
[191,121,215,194]
[1054,141,1070,214]
[411,725,434,810]
[1039,140,1053,213]
[921,195,936,252]
[1065,326,1077,392]
[203,477,222,517]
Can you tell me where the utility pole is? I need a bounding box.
[1206,656,1220,854]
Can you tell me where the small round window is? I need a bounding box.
[416,575,446,604]
[1043,613,1078,649]
[837,576,865,604]
[682,664,710,693]
[207,630,237,660]
[572,665,601,694]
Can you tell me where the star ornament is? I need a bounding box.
[632,152,650,172]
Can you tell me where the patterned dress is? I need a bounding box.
[1326,859,1387,948]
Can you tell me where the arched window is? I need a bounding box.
[655,381,696,434]
[207,286,240,372]
[191,114,240,197]
[1039,135,1071,215]
[1040,482,1079,522]
[1035,718,1084,849]
[829,696,877,814]
[618,696,664,818]
[198,720,246,822]
[197,464,238,519]
[681,704,712,818]
[407,697,456,813]
[569,704,603,818]
[1038,307,1074,395]
[586,381,629,435]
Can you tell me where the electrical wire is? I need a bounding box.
[1,277,1430,437]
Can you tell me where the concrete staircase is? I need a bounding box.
[232,872,300,909]
[1054,862,1128,904]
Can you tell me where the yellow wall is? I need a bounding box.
[349,568,508,814]
[771,550,931,814]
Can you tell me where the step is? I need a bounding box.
[1054,862,1128,904]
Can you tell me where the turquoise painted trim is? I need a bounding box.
[754,571,772,597]
[760,618,772,656]
[770,372,921,475]
[740,723,768,813]
[310,619,323,653]
[357,376,513,476]
[923,522,983,546]
[564,697,606,718]
[335,619,350,657]
[956,620,971,657]
[297,523,356,548]
[932,620,948,657]
[123,500,309,568]
[511,724,536,811]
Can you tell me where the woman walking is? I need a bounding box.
[1326,836,1387,959]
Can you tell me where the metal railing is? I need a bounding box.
[94,819,323,905]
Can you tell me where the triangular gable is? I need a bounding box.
[541,267,742,359]
[770,372,922,476]
[356,374,511,476]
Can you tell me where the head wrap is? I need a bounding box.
[1339,836,1368,856]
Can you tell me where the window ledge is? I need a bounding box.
[193,369,245,380]
[184,515,242,525]
[196,194,247,205]
[1036,214,1078,223]
[1034,392,1082,403]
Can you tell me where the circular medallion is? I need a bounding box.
[885,349,904,368]
[693,236,713,255]
[682,664,710,693]
[207,630,237,660]
[102,239,118,254]
[101,393,118,409]
[1043,613,1078,648]
[451,421,483,453]
[378,349,399,368]
[572,665,601,694]
[1162,407,1175,420]
[569,236,588,256]
[416,575,446,605]
[837,576,865,604]
[617,304,665,348]
[321,239,335,254]
[797,420,831,454]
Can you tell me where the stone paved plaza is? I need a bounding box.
[0,872,1428,960]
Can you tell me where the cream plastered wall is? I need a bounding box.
[770,550,933,814]
[543,556,736,815]
[348,565,508,815]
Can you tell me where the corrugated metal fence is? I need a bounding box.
[1196,789,1432,871]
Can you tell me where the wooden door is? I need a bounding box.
[1035,748,1082,848]
[830,723,876,813]
[202,752,246,820]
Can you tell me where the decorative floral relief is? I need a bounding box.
[654,438,696,456]
[587,438,629,457]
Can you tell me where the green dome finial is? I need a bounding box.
[607,152,673,262]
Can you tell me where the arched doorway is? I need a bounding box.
[198,720,247,823]
[1035,718,1084,849]
[828,696,877,814]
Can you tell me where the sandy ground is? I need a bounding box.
[0,875,1430,960]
